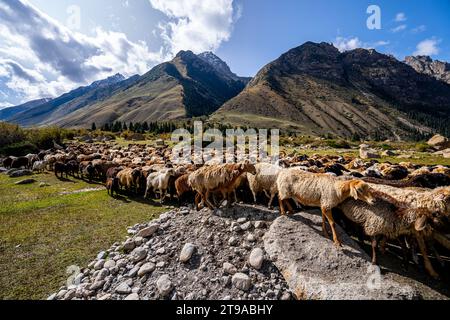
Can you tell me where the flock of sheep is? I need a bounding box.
[2,142,450,281]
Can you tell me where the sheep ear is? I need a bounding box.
[415,216,428,232]
[349,181,359,200]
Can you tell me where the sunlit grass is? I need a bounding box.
[0,173,165,300]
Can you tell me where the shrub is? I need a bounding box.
[325,139,351,149]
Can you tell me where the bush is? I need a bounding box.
[0,122,26,147]
[325,139,351,149]
[0,141,38,157]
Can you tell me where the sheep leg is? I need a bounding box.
[204,190,215,210]
[233,190,238,204]
[268,193,275,209]
[322,208,342,247]
[285,200,295,215]
[194,193,202,211]
[415,233,439,279]
[160,189,166,203]
[321,212,330,239]
[252,190,257,204]
[279,197,286,215]
[379,236,387,255]
[399,237,409,270]
[371,236,379,265]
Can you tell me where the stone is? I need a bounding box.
[8,170,32,178]
[104,260,116,269]
[223,262,237,275]
[137,223,159,238]
[179,243,196,263]
[237,217,247,224]
[231,273,252,291]
[115,282,132,294]
[359,145,380,159]
[240,222,252,231]
[123,239,135,252]
[249,248,264,270]
[124,293,140,300]
[254,221,266,229]
[228,237,239,246]
[97,251,107,260]
[130,247,147,262]
[247,234,256,242]
[263,212,426,300]
[15,179,36,185]
[97,294,111,301]
[94,260,105,270]
[138,262,155,277]
[427,134,449,150]
[156,275,173,297]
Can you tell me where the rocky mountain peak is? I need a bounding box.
[405,56,450,84]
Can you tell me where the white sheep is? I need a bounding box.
[247,163,283,208]
[32,160,47,173]
[144,168,175,203]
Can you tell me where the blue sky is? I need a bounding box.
[0,0,449,108]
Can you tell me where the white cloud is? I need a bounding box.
[412,25,427,33]
[334,37,363,52]
[0,0,165,103]
[334,37,390,52]
[149,0,237,56]
[0,102,14,110]
[391,24,407,33]
[414,38,441,56]
[395,12,407,22]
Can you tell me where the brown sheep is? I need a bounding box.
[338,193,440,279]
[276,169,375,247]
[188,161,256,210]
[117,168,142,194]
[175,173,192,204]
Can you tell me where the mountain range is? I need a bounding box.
[2,42,450,139]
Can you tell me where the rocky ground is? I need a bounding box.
[48,204,293,301]
[48,203,450,301]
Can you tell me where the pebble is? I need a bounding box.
[231,273,252,291]
[124,293,140,300]
[223,262,238,275]
[94,260,105,270]
[138,262,156,277]
[137,223,159,238]
[249,248,264,270]
[179,243,196,263]
[228,237,239,246]
[130,247,147,262]
[104,260,116,269]
[115,282,132,294]
[156,275,173,297]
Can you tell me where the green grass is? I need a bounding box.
[0,173,166,300]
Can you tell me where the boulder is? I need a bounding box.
[15,179,36,185]
[427,134,449,150]
[9,170,32,178]
[263,211,435,300]
[359,145,380,159]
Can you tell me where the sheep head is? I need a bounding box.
[348,180,375,205]
[240,160,256,175]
